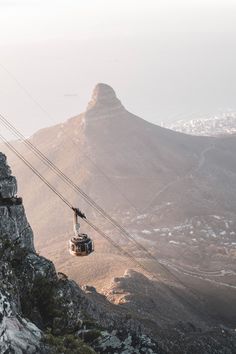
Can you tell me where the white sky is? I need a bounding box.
[0,0,236,137]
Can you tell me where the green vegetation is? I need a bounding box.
[0,237,14,256]
[82,318,101,330]
[30,278,59,319]
[80,312,102,330]
[82,329,101,343]
[43,332,96,354]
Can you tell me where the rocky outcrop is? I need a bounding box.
[0,152,161,353]
[0,153,17,198]
[0,153,43,353]
[87,83,124,113]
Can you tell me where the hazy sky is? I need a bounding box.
[0,0,236,137]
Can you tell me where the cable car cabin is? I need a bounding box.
[69,234,94,256]
[68,207,94,256]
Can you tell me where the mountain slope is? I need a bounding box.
[1,84,217,231]
[0,151,165,354]
[2,151,236,353]
[1,83,236,321]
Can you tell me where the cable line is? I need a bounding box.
[0,63,139,211]
[0,114,156,256]
[0,65,185,278]
[0,114,176,274]
[0,133,73,209]
[1,133,208,315]
[0,62,171,230]
[0,65,220,311]
[0,114,191,287]
[0,66,205,290]
[0,132,166,282]
[1,117,209,310]
[84,218,158,278]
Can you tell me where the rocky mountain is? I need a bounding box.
[1,84,236,352]
[167,112,236,136]
[1,84,236,286]
[1,151,236,353]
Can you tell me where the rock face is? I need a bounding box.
[0,154,17,198]
[0,153,43,353]
[86,83,124,115]
[0,151,161,353]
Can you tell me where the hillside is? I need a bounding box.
[1,84,236,335]
[0,151,165,353]
[2,150,236,353]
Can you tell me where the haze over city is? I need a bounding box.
[1,0,236,138]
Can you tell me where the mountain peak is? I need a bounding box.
[86,83,124,113]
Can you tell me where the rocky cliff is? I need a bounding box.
[0,151,161,353]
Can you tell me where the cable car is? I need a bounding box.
[69,207,94,256]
